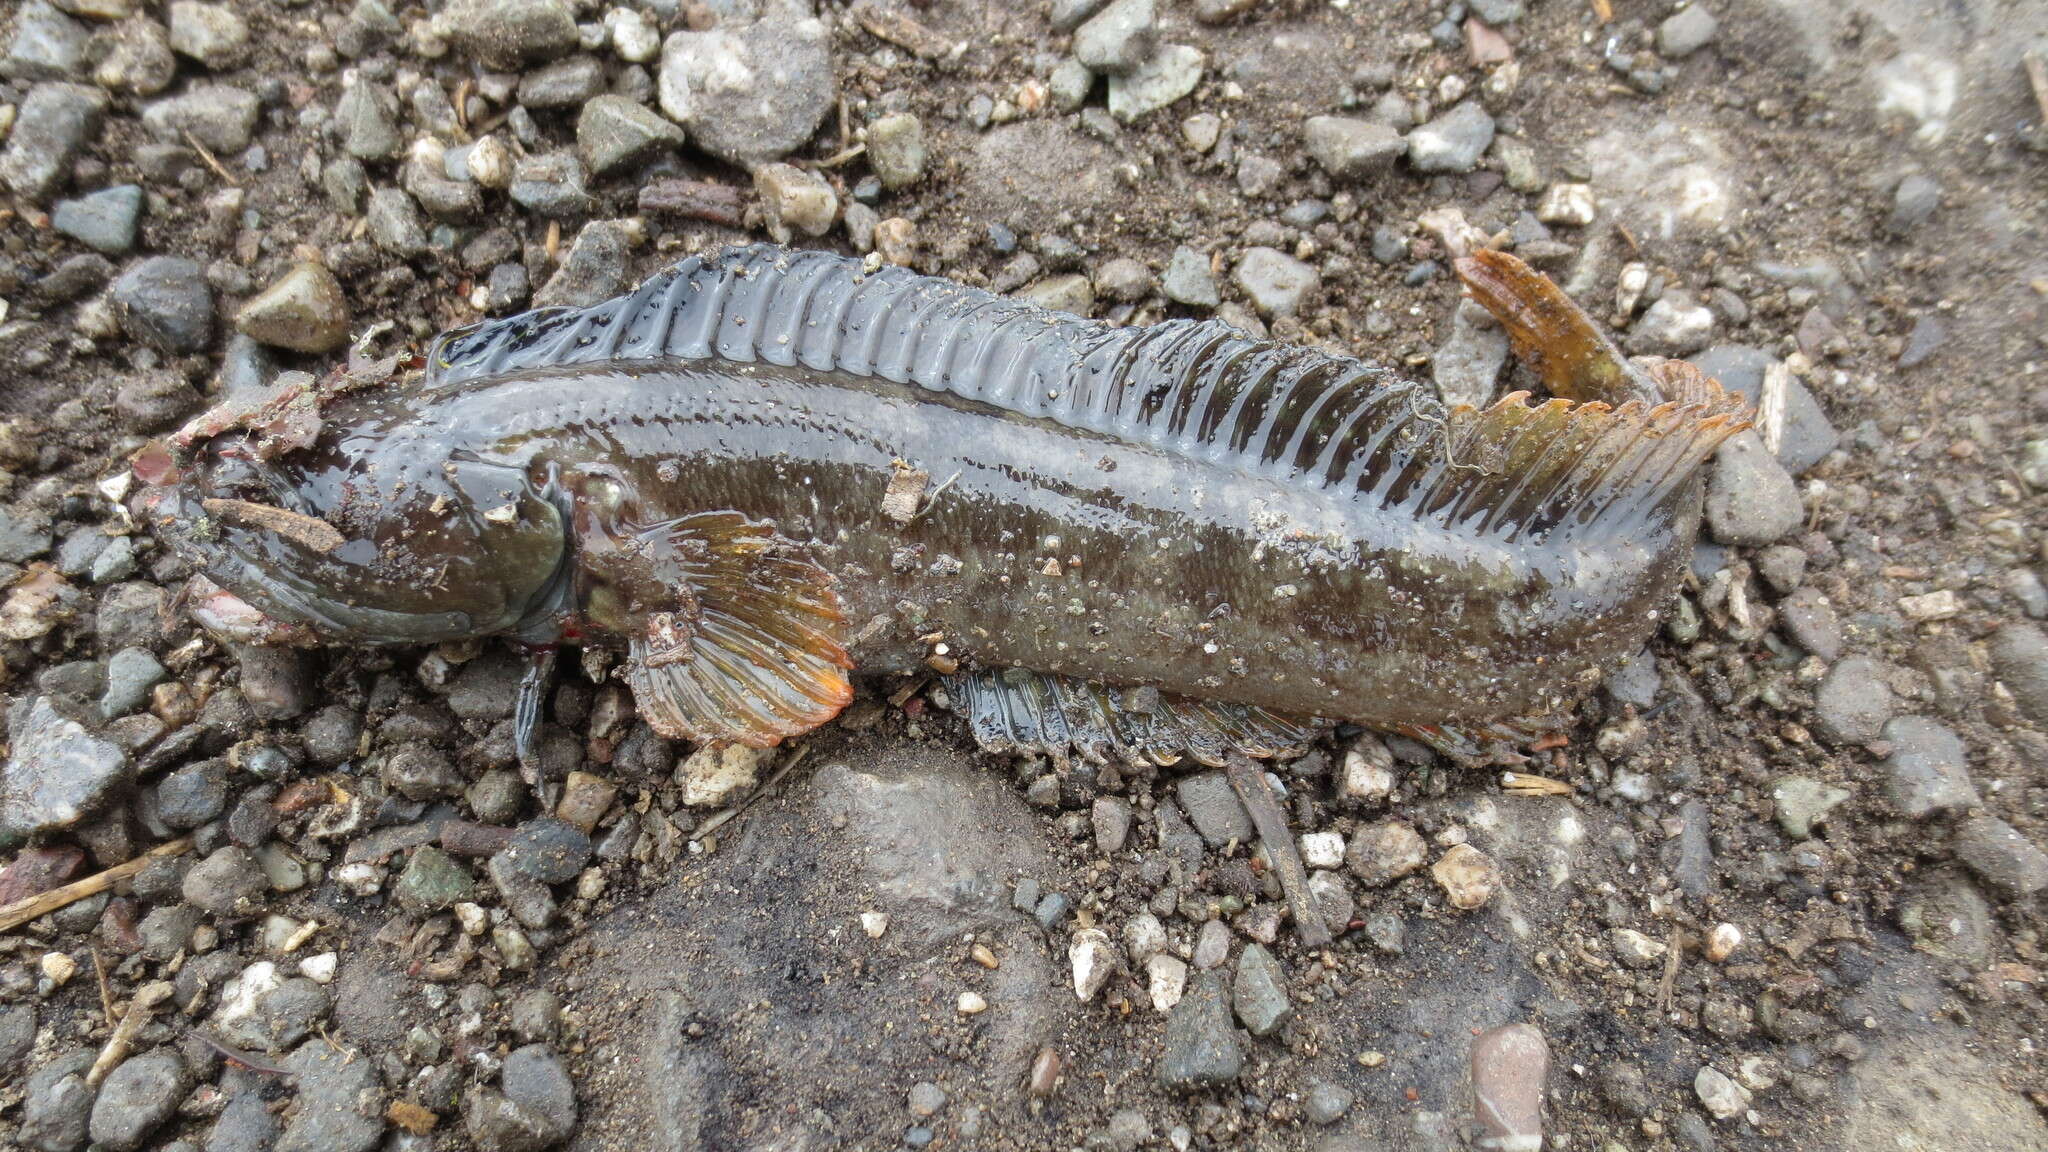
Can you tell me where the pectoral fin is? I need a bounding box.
[575,494,853,747]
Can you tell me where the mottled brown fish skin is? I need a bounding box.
[149,245,1744,740]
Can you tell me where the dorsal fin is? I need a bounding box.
[427,245,1749,543]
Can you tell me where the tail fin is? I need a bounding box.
[1454,250,1654,406]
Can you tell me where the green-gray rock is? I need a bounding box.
[1770,776,1850,840]
[395,845,475,912]
[576,94,685,177]
[235,262,351,354]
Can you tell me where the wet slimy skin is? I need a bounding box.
[142,245,1747,762]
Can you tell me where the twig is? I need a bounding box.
[87,981,174,1087]
[183,132,240,187]
[1590,0,1613,23]
[0,838,193,932]
[815,143,868,169]
[91,944,115,1027]
[1655,927,1682,1013]
[191,1029,294,1077]
[1224,754,1331,948]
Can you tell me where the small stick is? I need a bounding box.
[91,943,115,1026]
[191,1030,294,1077]
[184,131,240,187]
[1655,926,1682,1012]
[1590,0,1613,23]
[0,838,193,932]
[87,981,174,1088]
[1223,754,1331,948]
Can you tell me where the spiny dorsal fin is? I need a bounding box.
[428,245,1746,543]
[942,667,1318,769]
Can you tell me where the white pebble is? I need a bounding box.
[1298,831,1346,870]
[957,990,988,1015]
[1706,922,1743,962]
[299,952,338,983]
[1069,928,1120,1003]
[861,911,890,938]
[454,902,490,935]
[1146,953,1188,1012]
[39,952,77,986]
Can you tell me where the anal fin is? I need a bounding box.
[942,668,1319,768]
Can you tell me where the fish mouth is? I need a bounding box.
[147,480,477,647]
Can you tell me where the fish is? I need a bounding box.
[138,243,1749,775]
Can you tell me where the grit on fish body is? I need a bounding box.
[139,244,1749,767]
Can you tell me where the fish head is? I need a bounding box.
[137,396,567,648]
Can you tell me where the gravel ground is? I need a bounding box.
[3,0,2048,1149]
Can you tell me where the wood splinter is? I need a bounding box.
[1224,753,1332,949]
[0,837,193,932]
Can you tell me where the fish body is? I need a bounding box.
[144,245,1747,762]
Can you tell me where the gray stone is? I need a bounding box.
[1889,174,1940,234]
[207,1089,280,1152]
[366,188,429,256]
[1469,0,1525,23]
[277,1041,384,1152]
[1162,246,1218,307]
[508,152,593,217]
[0,82,106,202]
[1106,43,1202,122]
[1017,273,1093,316]
[215,972,329,1051]
[1,697,130,849]
[488,853,558,929]
[0,1004,35,1069]
[1432,297,1510,409]
[92,17,176,95]
[576,94,685,177]
[501,817,592,885]
[156,760,228,829]
[1050,0,1109,32]
[1990,625,2048,725]
[867,112,927,190]
[395,845,475,912]
[1049,56,1094,110]
[1880,716,1978,819]
[1705,432,1800,546]
[1344,819,1426,886]
[21,1051,95,1152]
[236,262,351,354]
[1771,776,1850,840]
[167,1,248,69]
[88,1049,189,1152]
[1233,247,1318,319]
[1191,917,1231,968]
[334,82,402,161]
[1091,795,1133,854]
[182,846,268,917]
[519,55,604,107]
[658,12,834,165]
[1778,586,1842,660]
[112,256,214,354]
[508,989,564,1044]
[138,904,201,959]
[1811,656,1893,745]
[51,185,142,254]
[1406,101,1494,173]
[1074,0,1154,76]
[1093,256,1153,303]
[1304,1080,1353,1125]
[0,508,54,563]
[1174,772,1250,846]
[535,219,632,309]
[1157,972,1241,1090]
[436,0,577,67]
[1656,5,1719,57]
[97,647,164,719]
[1230,943,1290,1037]
[1303,115,1404,179]
[1629,294,1715,357]
[1951,814,2048,898]
[5,1,89,80]
[142,85,260,153]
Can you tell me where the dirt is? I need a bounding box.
[2,0,2047,1150]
